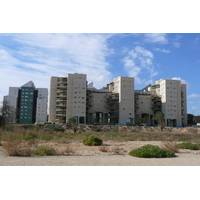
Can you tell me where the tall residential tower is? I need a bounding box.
[4,81,48,123]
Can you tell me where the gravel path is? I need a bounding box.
[1,153,200,166]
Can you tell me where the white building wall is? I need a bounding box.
[36,88,48,123]
[3,87,19,123]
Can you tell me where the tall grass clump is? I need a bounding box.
[129,144,176,158]
[34,145,56,156]
[83,135,103,146]
[178,142,200,150]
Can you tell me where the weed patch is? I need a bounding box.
[83,135,103,146]
[34,145,56,156]
[129,144,176,158]
[178,142,200,150]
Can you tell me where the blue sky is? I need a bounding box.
[0,33,200,115]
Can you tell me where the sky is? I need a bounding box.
[0,33,199,115]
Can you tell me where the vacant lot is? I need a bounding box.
[0,125,200,166]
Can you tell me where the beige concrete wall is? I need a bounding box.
[158,79,183,127]
[48,77,58,122]
[66,74,87,124]
[114,76,134,125]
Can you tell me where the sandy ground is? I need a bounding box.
[1,141,200,166]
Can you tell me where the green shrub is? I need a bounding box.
[41,134,55,140]
[34,145,56,156]
[23,131,38,140]
[0,141,2,146]
[83,135,103,146]
[178,142,200,150]
[129,144,176,158]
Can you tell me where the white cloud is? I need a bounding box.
[122,46,158,84]
[173,42,180,48]
[0,33,114,101]
[154,48,171,53]
[192,106,197,109]
[188,94,200,99]
[171,77,189,89]
[172,35,182,48]
[144,33,168,44]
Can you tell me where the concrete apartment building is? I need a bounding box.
[4,81,48,123]
[49,74,87,124]
[49,74,135,125]
[48,73,187,127]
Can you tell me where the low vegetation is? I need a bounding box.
[162,141,179,153]
[178,142,200,150]
[129,144,176,158]
[34,145,56,156]
[0,124,200,157]
[83,135,103,146]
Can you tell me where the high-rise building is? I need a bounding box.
[3,81,48,123]
[48,73,187,127]
[49,74,87,124]
[154,79,187,127]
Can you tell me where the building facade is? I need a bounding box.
[4,81,48,123]
[48,73,187,127]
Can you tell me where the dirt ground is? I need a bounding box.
[1,141,200,166]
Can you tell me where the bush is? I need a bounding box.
[34,145,56,156]
[2,140,34,156]
[83,135,103,146]
[178,142,200,150]
[129,144,176,158]
[23,131,38,140]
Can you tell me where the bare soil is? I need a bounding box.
[1,140,200,166]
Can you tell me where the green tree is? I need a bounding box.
[140,117,146,124]
[0,100,16,128]
[68,117,77,133]
[187,114,195,126]
[93,117,100,124]
[152,112,164,132]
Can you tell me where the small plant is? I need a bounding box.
[112,147,124,154]
[162,141,179,153]
[0,141,2,146]
[83,135,103,146]
[178,142,200,150]
[34,145,56,156]
[57,145,74,155]
[129,144,176,158]
[2,140,35,156]
[99,145,109,152]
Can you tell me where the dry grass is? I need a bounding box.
[2,140,35,156]
[162,141,179,153]
[185,127,198,134]
[56,145,75,156]
[98,145,109,152]
[112,147,125,154]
